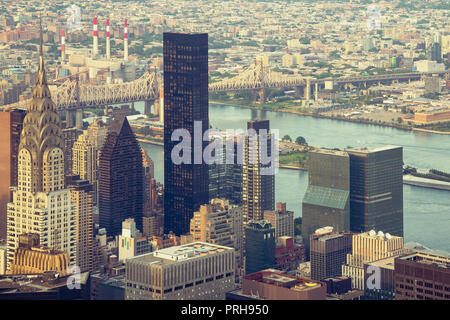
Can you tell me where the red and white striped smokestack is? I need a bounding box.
[93,17,98,56]
[124,19,128,61]
[106,18,110,60]
[61,29,65,61]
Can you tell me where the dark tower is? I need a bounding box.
[163,33,209,235]
[346,146,403,237]
[98,117,143,236]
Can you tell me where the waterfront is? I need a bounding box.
[138,102,450,252]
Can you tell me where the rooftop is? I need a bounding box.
[128,242,233,265]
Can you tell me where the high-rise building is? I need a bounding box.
[364,256,397,300]
[427,42,442,63]
[6,37,76,267]
[67,176,94,272]
[244,220,276,275]
[163,33,209,236]
[117,218,152,262]
[346,146,403,237]
[125,242,235,300]
[98,117,143,236]
[142,149,154,216]
[302,149,350,258]
[0,108,25,240]
[264,202,294,241]
[310,226,353,281]
[7,233,70,275]
[190,198,244,282]
[275,236,306,271]
[342,230,407,290]
[242,269,326,300]
[63,127,81,175]
[72,131,98,205]
[243,120,275,222]
[394,252,450,300]
[86,116,108,155]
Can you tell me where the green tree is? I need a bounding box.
[282,135,292,142]
[295,136,307,145]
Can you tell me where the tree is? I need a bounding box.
[282,135,292,142]
[295,136,307,145]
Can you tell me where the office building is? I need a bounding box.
[190,198,244,282]
[302,149,350,258]
[364,256,396,300]
[0,108,25,240]
[6,40,76,267]
[394,252,450,300]
[117,218,152,262]
[72,132,98,205]
[310,227,353,281]
[242,269,326,300]
[245,220,276,275]
[0,240,7,275]
[264,202,294,241]
[275,236,306,271]
[346,146,403,237]
[67,176,94,272]
[62,127,81,175]
[243,120,275,222]
[7,233,69,276]
[125,242,235,300]
[163,33,209,236]
[342,230,407,290]
[98,117,143,236]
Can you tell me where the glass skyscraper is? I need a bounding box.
[163,33,209,235]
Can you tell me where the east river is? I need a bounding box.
[136,103,450,252]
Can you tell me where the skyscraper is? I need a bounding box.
[6,33,76,266]
[264,202,294,241]
[163,33,209,235]
[67,176,94,272]
[244,220,276,275]
[346,146,403,237]
[310,226,353,281]
[72,131,98,205]
[98,117,143,236]
[0,108,25,240]
[302,148,350,258]
[243,120,275,222]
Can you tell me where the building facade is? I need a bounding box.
[264,202,294,241]
[163,32,209,236]
[245,220,276,275]
[342,230,406,290]
[310,227,353,281]
[346,146,403,237]
[125,242,235,300]
[394,252,450,300]
[243,120,275,222]
[0,108,25,240]
[67,176,94,272]
[98,117,143,236]
[302,149,350,258]
[6,42,76,267]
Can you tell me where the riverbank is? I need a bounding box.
[210,100,450,135]
[403,174,450,191]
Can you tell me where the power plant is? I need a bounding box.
[57,17,136,85]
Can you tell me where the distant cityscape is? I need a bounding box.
[0,0,449,302]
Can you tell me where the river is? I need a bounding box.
[135,102,450,252]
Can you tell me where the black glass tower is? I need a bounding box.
[163,33,209,235]
[98,117,143,236]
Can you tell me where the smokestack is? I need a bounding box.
[93,17,98,57]
[124,19,128,61]
[61,29,65,61]
[106,18,110,60]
